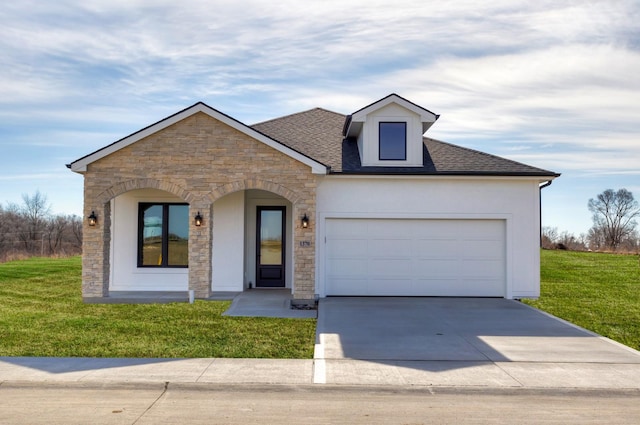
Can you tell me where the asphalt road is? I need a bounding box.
[1,382,638,424]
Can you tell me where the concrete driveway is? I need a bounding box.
[314,297,640,387]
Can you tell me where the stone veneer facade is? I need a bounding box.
[81,112,318,300]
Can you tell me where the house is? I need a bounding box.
[68,94,559,303]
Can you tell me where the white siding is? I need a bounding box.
[316,176,542,299]
[212,191,245,291]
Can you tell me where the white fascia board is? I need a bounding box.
[70,103,327,175]
[345,94,438,138]
[324,174,558,183]
[351,94,438,123]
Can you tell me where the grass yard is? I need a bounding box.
[524,250,640,351]
[1,252,638,358]
[0,257,316,358]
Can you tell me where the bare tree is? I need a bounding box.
[0,194,83,262]
[69,215,83,248]
[45,215,68,255]
[19,191,51,253]
[541,226,558,249]
[0,202,22,257]
[587,226,606,251]
[557,231,587,251]
[588,188,640,251]
[0,205,10,251]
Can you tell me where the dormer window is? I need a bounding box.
[343,94,439,167]
[379,122,407,161]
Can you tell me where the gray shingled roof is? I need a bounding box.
[251,108,345,170]
[252,108,559,177]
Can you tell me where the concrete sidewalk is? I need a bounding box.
[0,357,314,385]
[2,355,640,389]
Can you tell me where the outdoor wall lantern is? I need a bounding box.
[194,211,203,227]
[87,211,97,226]
[301,213,309,229]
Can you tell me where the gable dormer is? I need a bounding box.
[343,94,439,167]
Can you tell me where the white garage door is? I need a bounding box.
[325,219,505,297]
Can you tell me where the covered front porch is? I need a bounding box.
[91,181,316,303]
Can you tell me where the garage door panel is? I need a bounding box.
[325,219,505,297]
[327,239,366,257]
[372,220,414,236]
[461,259,504,277]
[462,240,503,257]
[369,258,413,276]
[413,223,453,238]
[413,278,501,297]
[327,279,368,295]
[414,259,459,275]
[326,220,369,237]
[413,278,463,296]
[369,238,413,257]
[328,258,368,276]
[460,220,503,235]
[415,239,458,256]
[368,279,414,294]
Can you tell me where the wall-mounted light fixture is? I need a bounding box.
[194,211,203,227]
[88,211,97,226]
[301,213,309,229]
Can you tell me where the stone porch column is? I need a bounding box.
[188,203,212,298]
[292,200,316,302]
[82,201,110,299]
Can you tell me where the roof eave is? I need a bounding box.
[330,170,561,179]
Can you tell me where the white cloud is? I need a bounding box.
[0,0,638,230]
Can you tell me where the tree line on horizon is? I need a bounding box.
[543,188,640,253]
[0,191,82,262]
[1,188,638,263]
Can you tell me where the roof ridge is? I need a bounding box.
[251,107,345,127]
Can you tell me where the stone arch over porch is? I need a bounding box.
[208,179,316,301]
[83,179,204,299]
[96,178,195,206]
[208,179,300,205]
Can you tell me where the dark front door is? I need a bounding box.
[256,206,286,287]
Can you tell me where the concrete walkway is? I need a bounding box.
[1,297,640,389]
[222,289,317,318]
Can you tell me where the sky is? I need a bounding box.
[1,0,639,236]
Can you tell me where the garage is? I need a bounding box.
[324,218,506,297]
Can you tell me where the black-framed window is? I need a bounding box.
[379,122,407,160]
[138,203,189,268]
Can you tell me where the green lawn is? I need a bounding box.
[0,257,315,358]
[1,252,638,358]
[524,250,640,351]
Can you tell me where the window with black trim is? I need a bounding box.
[379,122,407,160]
[138,203,189,267]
